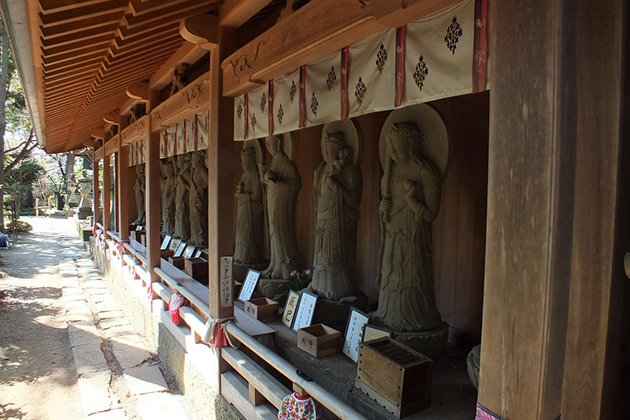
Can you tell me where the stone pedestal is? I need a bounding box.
[256,278,290,300]
[311,292,369,334]
[233,261,268,282]
[384,322,449,360]
[77,206,93,220]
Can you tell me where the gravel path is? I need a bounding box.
[0,216,83,420]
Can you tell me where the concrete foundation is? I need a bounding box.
[90,241,242,420]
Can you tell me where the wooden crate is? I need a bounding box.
[244,298,279,323]
[297,324,341,358]
[160,249,174,259]
[184,257,209,284]
[356,337,432,418]
[168,256,185,270]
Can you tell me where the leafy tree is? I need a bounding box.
[0,16,38,230]
[5,158,43,211]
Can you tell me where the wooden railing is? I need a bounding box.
[112,239,365,420]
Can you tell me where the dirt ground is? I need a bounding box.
[0,216,83,420]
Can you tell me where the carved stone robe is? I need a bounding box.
[373,157,442,332]
[311,161,361,300]
[234,166,264,264]
[263,154,301,279]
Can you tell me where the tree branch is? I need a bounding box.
[5,129,35,174]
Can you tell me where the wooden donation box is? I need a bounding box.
[244,298,279,323]
[356,337,432,418]
[184,258,208,284]
[297,324,341,358]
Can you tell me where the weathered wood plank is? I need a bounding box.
[150,71,210,132]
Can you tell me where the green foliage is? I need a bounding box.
[6,219,32,232]
[5,158,44,209]
[273,269,313,306]
[17,207,35,216]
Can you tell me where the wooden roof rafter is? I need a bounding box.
[23,0,227,153]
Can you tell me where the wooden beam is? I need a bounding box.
[40,10,124,38]
[221,0,459,96]
[126,82,149,102]
[120,116,148,146]
[150,71,210,131]
[180,13,219,46]
[39,0,128,27]
[40,24,119,48]
[91,128,106,139]
[41,37,112,57]
[146,88,162,283]
[477,0,575,418]
[207,26,235,320]
[219,0,272,29]
[123,1,222,28]
[103,152,111,231]
[104,135,120,156]
[149,41,206,89]
[116,112,131,241]
[104,111,121,125]
[39,0,113,15]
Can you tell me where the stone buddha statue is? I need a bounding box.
[311,131,362,300]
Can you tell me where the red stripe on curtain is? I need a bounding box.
[341,46,349,120]
[473,0,488,93]
[395,25,406,107]
[268,80,274,135]
[299,65,306,128]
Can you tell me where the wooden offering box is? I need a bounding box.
[184,258,208,284]
[244,298,279,323]
[356,337,432,418]
[161,249,174,259]
[297,324,341,358]
[168,256,185,270]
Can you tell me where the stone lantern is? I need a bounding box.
[77,174,93,220]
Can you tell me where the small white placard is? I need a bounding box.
[282,290,300,328]
[220,256,233,308]
[174,242,186,257]
[183,246,196,259]
[342,308,369,362]
[292,292,317,331]
[161,235,172,250]
[238,269,261,302]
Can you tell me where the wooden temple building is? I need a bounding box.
[1,0,628,419]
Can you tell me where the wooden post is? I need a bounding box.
[93,154,101,230]
[561,0,629,418]
[103,152,111,233]
[117,121,131,241]
[477,0,577,418]
[207,26,236,320]
[146,89,162,284]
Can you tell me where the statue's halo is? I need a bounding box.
[379,104,451,178]
[264,132,296,161]
[321,119,364,166]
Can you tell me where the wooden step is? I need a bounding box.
[221,371,278,420]
[222,346,290,409]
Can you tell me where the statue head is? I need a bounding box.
[322,132,345,164]
[265,136,283,157]
[241,147,257,170]
[387,122,423,164]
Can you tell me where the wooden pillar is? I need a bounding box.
[207,26,236,320]
[117,120,131,241]
[146,91,162,283]
[103,152,111,232]
[561,0,629,418]
[477,0,577,418]
[93,155,101,229]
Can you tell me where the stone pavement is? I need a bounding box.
[58,242,190,420]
